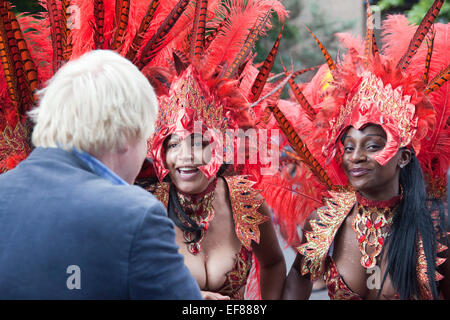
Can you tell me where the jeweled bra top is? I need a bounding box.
[147,175,268,299]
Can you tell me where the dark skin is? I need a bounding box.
[164,134,286,300]
[283,125,416,299]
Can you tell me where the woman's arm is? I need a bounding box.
[282,252,313,299]
[281,210,318,300]
[251,201,286,300]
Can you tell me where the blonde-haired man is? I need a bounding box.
[0,50,201,299]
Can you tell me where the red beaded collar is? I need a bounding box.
[355,189,403,209]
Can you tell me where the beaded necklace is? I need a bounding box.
[352,190,402,268]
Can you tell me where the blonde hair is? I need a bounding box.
[29,50,158,153]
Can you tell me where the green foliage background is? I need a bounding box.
[10,0,43,14]
[376,0,449,23]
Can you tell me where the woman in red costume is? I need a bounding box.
[0,0,290,300]
[144,64,287,300]
[137,0,289,300]
[259,0,450,299]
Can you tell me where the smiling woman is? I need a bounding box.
[145,66,286,300]
[131,0,289,300]
[266,0,450,300]
[341,125,411,201]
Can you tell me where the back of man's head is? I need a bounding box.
[29,50,158,154]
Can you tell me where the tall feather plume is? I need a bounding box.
[125,0,160,61]
[135,0,190,69]
[306,26,336,72]
[111,0,130,51]
[267,103,334,190]
[191,0,208,65]
[424,27,435,83]
[202,0,287,80]
[46,0,64,72]
[248,23,283,103]
[0,0,35,117]
[93,0,105,49]
[0,1,21,113]
[381,13,449,198]
[426,64,450,94]
[396,0,443,71]
[61,0,72,61]
[364,0,379,63]
[292,65,320,79]
[224,10,271,79]
[204,10,230,51]
[8,7,37,106]
[281,58,316,120]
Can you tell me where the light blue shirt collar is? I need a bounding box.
[72,148,128,186]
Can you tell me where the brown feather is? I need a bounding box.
[306,26,336,71]
[426,64,450,94]
[46,0,63,72]
[191,0,208,64]
[204,11,230,51]
[93,0,105,49]
[280,59,316,120]
[248,23,284,103]
[0,0,35,115]
[224,10,271,79]
[125,0,160,61]
[292,65,320,79]
[424,27,435,84]
[267,103,334,189]
[111,0,130,51]
[397,0,444,70]
[61,0,72,61]
[135,0,190,69]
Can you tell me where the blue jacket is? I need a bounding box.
[0,147,202,299]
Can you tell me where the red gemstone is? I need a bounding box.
[366,219,372,228]
[378,237,384,245]
[190,243,200,255]
[358,235,366,243]
[374,220,382,229]
[364,257,372,268]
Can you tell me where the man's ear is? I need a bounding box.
[398,148,411,169]
[117,142,129,154]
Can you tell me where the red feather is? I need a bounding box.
[248,23,283,103]
[111,0,130,51]
[396,0,444,70]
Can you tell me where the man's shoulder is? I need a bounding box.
[81,180,165,216]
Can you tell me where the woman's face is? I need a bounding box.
[341,125,409,200]
[164,133,213,194]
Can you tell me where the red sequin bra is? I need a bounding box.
[148,175,268,299]
[298,191,448,300]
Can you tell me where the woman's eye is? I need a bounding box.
[367,144,381,151]
[167,142,179,149]
[344,146,354,152]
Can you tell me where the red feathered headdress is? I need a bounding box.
[0,0,289,181]
[261,0,450,244]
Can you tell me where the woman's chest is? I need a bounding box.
[331,215,398,299]
[174,199,244,291]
